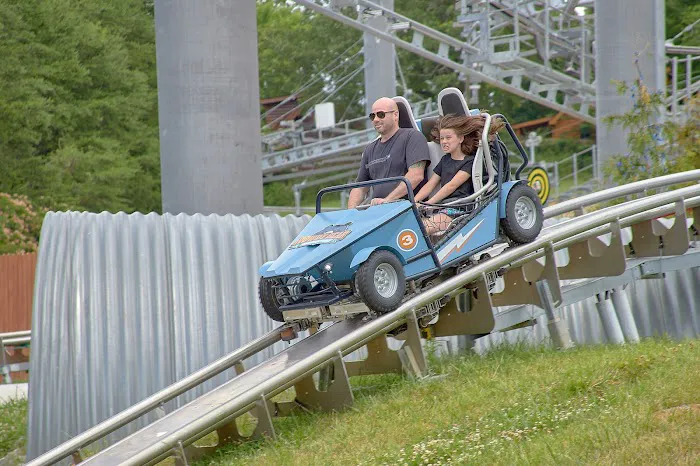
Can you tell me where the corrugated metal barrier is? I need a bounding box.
[475,266,700,352]
[26,212,310,460]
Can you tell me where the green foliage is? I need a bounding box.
[0,193,45,255]
[666,0,700,45]
[0,397,28,459]
[603,80,699,185]
[0,0,160,213]
[257,1,363,122]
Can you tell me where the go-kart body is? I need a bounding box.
[259,98,543,325]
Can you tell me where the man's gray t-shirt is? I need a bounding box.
[356,128,431,199]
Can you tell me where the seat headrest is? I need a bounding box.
[419,116,440,142]
[438,87,470,116]
[392,96,419,130]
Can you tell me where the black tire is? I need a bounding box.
[259,277,285,322]
[501,183,543,244]
[354,250,406,314]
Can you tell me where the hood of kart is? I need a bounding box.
[260,201,413,277]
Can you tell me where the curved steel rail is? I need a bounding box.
[26,327,284,466]
[28,170,700,466]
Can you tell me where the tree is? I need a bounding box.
[603,79,698,185]
[0,0,160,213]
[257,1,363,125]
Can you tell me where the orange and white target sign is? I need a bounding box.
[397,229,418,251]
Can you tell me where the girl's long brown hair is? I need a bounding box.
[436,114,504,156]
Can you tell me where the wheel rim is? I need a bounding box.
[514,195,537,230]
[273,280,290,307]
[374,263,399,298]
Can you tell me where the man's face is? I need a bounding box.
[370,102,398,135]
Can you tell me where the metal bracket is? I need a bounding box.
[281,353,354,413]
[345,334,404,377]
[558,219,627,279]
[180,395,276,464]
[432,274,495,337]
[493,242,562,307]
[397,311,428,379]
[630,200,689,257]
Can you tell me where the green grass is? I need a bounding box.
[192,338,700,466]
[0,397,28,460]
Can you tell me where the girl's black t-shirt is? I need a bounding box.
[433,155,475,201]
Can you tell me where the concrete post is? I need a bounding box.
[363,0,397,117]
[610,287,640,343]
[595,292,625,344]
[595,0,665,169]
[155,0,264,215]
[536,281,574,349]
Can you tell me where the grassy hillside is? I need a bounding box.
[193,339,699,465]
[4,339,697,464]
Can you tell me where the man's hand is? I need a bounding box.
[370,197,387,206]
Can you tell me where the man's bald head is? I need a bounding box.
[372,97,399,113]
[370,97,400,141]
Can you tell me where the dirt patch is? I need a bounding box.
[653,404,700,422]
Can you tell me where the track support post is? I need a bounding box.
[397,310,428,379]
[610,287,640,343]
[596,291,625,344]
[535,280,574,349]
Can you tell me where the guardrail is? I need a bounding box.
[1,330,31,384]
[667,54,699,122]
[28,170,700,465]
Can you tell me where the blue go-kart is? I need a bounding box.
[259,91,543,326]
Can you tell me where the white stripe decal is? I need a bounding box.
[437,219,485,263]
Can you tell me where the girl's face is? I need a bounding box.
[439,129,464,154]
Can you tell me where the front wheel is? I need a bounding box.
[354,250,406,314]
[501,183,543,244]
[259,277,286,322]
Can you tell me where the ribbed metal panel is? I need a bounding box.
[26,212,309,461]
[475,266,700,352]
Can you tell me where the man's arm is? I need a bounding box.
[349,147,372,208]
[348,186,369,209]
[386,161,426,200]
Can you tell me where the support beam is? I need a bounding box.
[595,291,625,344]
[363,0,397,115]
[595,0,665,167]
[155,0,264,215]
[610,287,640,343]
[536,281,574,349]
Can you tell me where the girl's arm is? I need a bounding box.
[413,173,441,202]
[426,171,471,204]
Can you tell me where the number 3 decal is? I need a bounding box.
[397,229,418,251]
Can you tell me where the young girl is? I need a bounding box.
[414,114,502,236]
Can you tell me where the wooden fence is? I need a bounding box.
[0,253,36,332]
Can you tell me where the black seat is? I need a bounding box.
[393,96,419,130]
[419,116,439,142]
[438,87,470,116]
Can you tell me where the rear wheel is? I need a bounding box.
[501,183,543,244]
[355,250,406,314]
[259,277,286,322]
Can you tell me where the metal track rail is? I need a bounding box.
[80,320,367,465]
[26,327,284,466]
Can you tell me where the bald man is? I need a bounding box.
[347,97,431,208]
